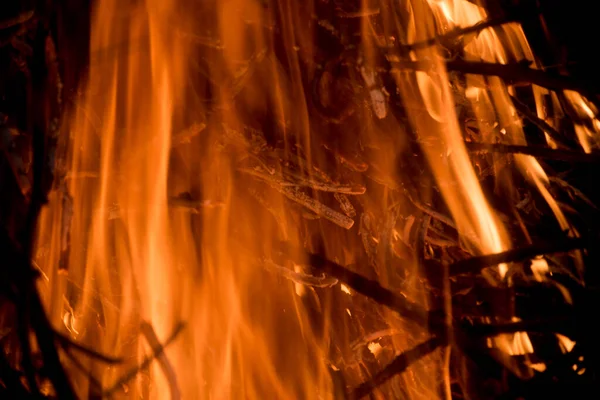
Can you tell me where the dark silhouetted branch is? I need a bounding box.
[399,16,516,51]
[450,238,586,276]
[103,322,185,397]
[303,250,430,326]
[391,59,599,103]
[141,322,181,400]
[465,142,600,163]
[54,331,123,364]
[509,95,568,147]
[349,336,445,400]
[276,243,449,331]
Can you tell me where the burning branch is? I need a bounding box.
[239,166,365,195]
[276,186,355,229]
[398,16,517,52]
[281,244,436,328]
[103,322,185,397]
[390,59,599,105]
[54,330,123,364]
[141,322,181,400]
[508,95,569,147]
[348,337,445,400]
[262,259,339,288]
[465,142,600,163]
[449,237,587,276]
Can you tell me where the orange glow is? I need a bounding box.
[38,0,333,397]
[33,0,583,398]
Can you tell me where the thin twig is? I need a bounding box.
[278,243,444,329]
[54,330,123,364]
[348,336,445,400]
[62,350,104,391]
[103,322,185,397]
[426,235,458,248]
[465,142,600,163]
[334,193,356,218]
[402,196,459,231]
[399,16,515,51]
[450,237,586,276]
[141,322,181,400]
[239,167,366,195]
[550,177,598,210]
[276,186,355,229]
[390,59,599,103]
[508,95,568,147]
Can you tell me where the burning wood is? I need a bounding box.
[0,0,599,398]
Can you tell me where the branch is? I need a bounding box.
[54,330,123,364]
[141,322,181,400]
[103,322,185,397]
[399,16,516,51]
[278,242,443,329]
[348,336,445,400]
[509,95,569,147]
[449,238,586,276]
[465,142,600,163]
[391,59,599,103]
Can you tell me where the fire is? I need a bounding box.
[33,0,588,398]
[37,0,333,397]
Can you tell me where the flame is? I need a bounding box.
[37,0,333,397]
[33,0,584,398]
[390,0,582,377]
[393,0,510,266]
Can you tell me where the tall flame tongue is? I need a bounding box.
[33,0,588,398]
[37,0,335,397]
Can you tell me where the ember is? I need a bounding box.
[1,0,599,398]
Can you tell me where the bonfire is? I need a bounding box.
[0,0,598,398]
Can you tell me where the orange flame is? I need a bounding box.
[34,0,585,398]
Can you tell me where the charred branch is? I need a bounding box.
[398,16,517,52]
[1,0,599,397]
[465,142,600,163]
[141,322,181,400]
[281,244,446,329]
[262,258,339,288]
[449,237,587,276]
[55,331,123,364]
[349,336,445,400]
[508,95,569,147]
[103,322,185,397]
[390,59,600,105]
